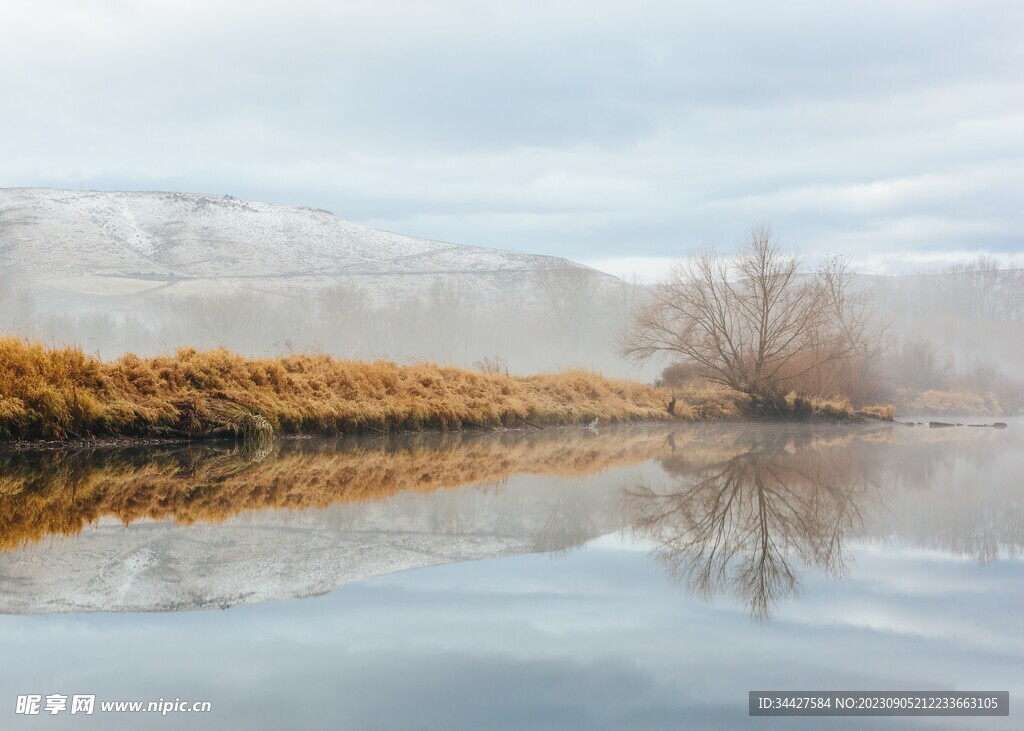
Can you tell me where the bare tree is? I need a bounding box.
[622,227,880,410]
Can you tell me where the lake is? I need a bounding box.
[0,421,1020,729]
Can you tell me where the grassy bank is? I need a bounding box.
[0,338,897,443]
[0,337,679,441]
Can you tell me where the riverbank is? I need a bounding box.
[0,338,891,443]
[0,337,677,441]
[893,388,1023,417]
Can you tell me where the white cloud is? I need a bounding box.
[1,0,1022,271]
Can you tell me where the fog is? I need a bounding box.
[2,256,1022,411]
[870,258,1024,412]
[0,268,651,379]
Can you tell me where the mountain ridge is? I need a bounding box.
[0,187,613,309]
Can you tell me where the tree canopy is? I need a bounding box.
[622,227,879,409]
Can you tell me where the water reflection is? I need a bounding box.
[0,429,669,550]
[0,429,670,613]
[626,430,881,618]
[0,422,1020,617]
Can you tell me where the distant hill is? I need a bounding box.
[0,188,614,312]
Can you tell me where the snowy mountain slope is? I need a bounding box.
[0,188,613,307]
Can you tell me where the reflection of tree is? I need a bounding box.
[627,431,878,619]
[533,487,596,553]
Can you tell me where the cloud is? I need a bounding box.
[1,0,1022,270]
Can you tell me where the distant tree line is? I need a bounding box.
[0,268,651,379]
[3,240,1022,413]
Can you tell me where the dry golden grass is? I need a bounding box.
[0,337,678,440]
[0,337,899,441]
[894,388,1006,416]
[667,384,745,421]
[775,391,894,422]
[857,404,897,421]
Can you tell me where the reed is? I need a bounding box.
[0,337,680,441]
[0,337,896,442]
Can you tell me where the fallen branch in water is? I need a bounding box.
[517,416,545,429]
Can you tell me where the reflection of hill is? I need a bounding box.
[0,429,672,550]
[1,422,1020,615]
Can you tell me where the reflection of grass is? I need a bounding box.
[0,338,675,441]
[0,429,674,550]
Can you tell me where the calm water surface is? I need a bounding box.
[0,422,1021,729]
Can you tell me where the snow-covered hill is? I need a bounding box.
[0,188,612,308]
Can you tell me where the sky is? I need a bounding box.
[2,0,1023,280]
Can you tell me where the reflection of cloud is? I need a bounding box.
[775,542,1024,657]
[5,541,1024,730]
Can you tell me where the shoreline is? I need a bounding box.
[0,415,903,454]
[3,412,1013,454]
